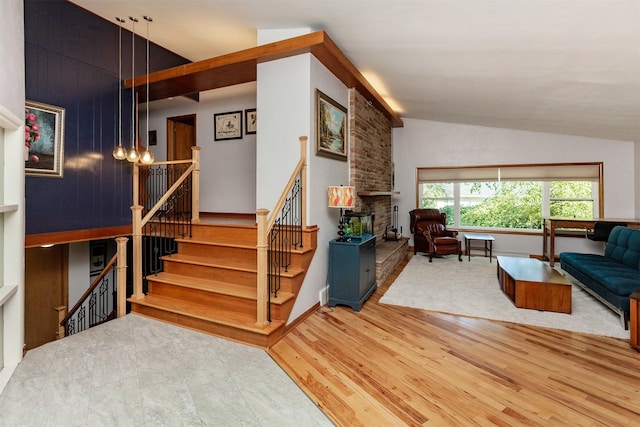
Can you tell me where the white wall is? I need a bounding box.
[144,84,257,213]
[0,0,25,393]
[257,27,350,322]
[393,119,636,257]
[68,242,90,308]
[635,142,640,217]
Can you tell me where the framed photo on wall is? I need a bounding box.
[315,90,347,161]
[214,110,243,141]
[245,108,256,135]
[25,100,65,177]
[148,130,157,146]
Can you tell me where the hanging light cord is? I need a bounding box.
[128,16,139,161]
[144,16,152,151]
[117,17,124,151]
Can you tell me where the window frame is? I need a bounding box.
[416,162,604,231]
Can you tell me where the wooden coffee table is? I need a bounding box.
[496,256,572,313]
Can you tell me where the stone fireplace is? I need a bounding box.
[348,88,408,284]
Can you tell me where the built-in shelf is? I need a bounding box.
[0,204,18,213]
[357,191,400,197]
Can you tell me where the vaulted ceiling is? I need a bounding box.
[72,0,640,142]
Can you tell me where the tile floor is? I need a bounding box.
[0,314,332,426]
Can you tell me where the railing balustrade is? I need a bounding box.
[131,147,200,297]
[256,136,307,326]
[60,253,118,336]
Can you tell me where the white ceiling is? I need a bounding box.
[71,0,640,142]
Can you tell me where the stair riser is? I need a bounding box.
[191,224,257,243]
[163,261,257,285]
[161,261,304,294]
[177,242,257,263]
[148,281,258,315]
[146,279,294,321]
[130,305,272,348]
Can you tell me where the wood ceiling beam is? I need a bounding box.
[124,31,403,128]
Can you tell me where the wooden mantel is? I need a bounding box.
[124,31,403,128]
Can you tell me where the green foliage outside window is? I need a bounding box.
[420,181,593,229]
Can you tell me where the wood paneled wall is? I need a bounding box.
[24,0,190,236]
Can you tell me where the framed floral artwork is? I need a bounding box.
[214,110,242,141]
[315,90,347,161]
[25,100,65,178]
[245,108,256,135]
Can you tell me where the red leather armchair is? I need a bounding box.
[409,209,462,262]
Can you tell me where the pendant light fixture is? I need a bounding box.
[126,16,140,163]
[112,17,127,160]
[139,15,154,165]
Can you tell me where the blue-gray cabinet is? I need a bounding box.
[328,235,377,311]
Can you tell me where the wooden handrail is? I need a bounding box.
[131,146,201,298]
[256,136,308,327]
[266,136,308,233]
[60,253,117,327]
[140,163,195,227]
[146,159,192,166]
[266,157,306,232]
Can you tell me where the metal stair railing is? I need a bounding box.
[131,146,201,298]
[256,136,307,327]
[58,237,128,336]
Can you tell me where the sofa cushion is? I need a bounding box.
[604,226,640,270]
[560,252,639,297]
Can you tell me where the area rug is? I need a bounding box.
[379,255,629,339]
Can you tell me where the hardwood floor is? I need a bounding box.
[269,256,640,426]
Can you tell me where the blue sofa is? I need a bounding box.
[560,226,640,329]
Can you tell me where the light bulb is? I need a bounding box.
[139,148,154,165]
[112,145,127,160]
[126,147,140,163]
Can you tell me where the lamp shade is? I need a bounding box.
[328,186,355,209]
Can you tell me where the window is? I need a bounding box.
[418,163,602,231]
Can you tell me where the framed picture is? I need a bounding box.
[25,100,65,177]
[245,108,256,135]
[148,130,157,146]
[214,110,243,141]
[90,243,106,275]
[315,90,348,161]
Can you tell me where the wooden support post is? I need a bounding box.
[54,306,67,339]
[631,289,640,352]
[115,237,128,317]
[191,146,201,223]
[131,205,144,298]
[299,136,308,230]
[256,208,270,328]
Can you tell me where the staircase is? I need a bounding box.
[129,221,318,348]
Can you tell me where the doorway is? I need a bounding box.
[24,245,69,350]
[167,114,196,161]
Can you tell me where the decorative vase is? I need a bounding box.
[24,146,29,162]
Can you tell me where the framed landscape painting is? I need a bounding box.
[315,90,347,161]
[25,100,65,178]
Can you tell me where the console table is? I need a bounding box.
[542,217,640,267]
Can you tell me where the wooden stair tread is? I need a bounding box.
[161,253,305,277]
[175,237,315,254]
[129,294,285,334]
[175,237,256,248]
[148,272,295,304]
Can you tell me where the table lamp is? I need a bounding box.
[328,185,355,241]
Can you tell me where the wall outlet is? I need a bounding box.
[319,287,329,306]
